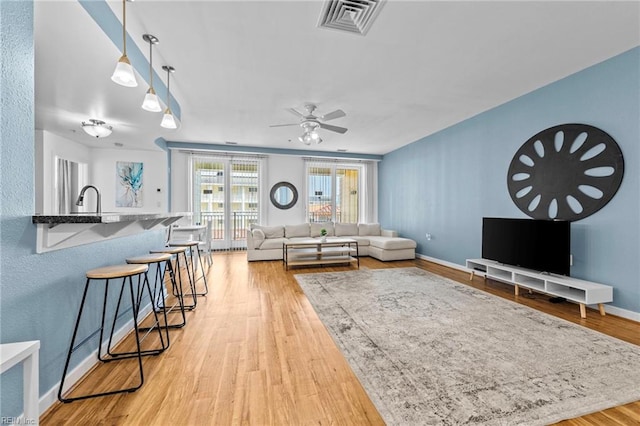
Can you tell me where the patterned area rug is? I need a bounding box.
[295,267,640,425]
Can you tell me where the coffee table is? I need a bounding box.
[283,238,359,270]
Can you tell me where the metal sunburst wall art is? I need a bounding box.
[507,123,624,222]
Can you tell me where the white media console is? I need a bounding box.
[465,258,613,319]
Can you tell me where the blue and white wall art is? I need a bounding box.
[116,161,144,207]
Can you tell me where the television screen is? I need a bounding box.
[482,217,571,276]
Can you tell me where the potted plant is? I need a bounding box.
[320,228,328,242]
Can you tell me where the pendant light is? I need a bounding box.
[161,65,178,129]
[141,34,161,111]
[111,0,137,87]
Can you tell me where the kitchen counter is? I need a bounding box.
[32,212,190,253]
[32,212,186,225]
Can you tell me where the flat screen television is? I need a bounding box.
[482,217,571,276]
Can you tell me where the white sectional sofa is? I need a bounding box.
[246,222,416,262]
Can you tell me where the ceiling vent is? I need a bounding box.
[318,0,386,36]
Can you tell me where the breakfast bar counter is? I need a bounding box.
[32,212,188,253]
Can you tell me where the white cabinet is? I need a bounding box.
[466,259,613,318]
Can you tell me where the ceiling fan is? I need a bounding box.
[270,104,347,145]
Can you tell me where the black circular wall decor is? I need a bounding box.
[507,124,624,222]
[270,181,298,210]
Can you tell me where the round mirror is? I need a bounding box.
[270,182,298,210]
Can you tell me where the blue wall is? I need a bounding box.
[1,2,165,418]
[379,47,640,313]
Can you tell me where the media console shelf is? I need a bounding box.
[466,258,613,319]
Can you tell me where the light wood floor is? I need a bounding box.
[42,253,640,425]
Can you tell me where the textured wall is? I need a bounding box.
[379,47,640,313]
[0,1,165,418]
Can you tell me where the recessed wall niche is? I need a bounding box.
[507,123,624,221]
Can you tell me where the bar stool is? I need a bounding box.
[168,240,209,297]
[58,263,161,402]
[126,252,186,330]
[150,246,197,310]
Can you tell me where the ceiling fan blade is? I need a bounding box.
[269,123,299,128]
[320,109,346,121]
[319,123,348,134]
[287,108,304,118]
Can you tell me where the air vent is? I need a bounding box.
[318,0,386,36]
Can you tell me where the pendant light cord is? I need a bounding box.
[149,42,153,87]
[122,0,127,56]
[166,69,171,111]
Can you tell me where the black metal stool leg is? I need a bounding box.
[58,271,146,403]
[105,272,168,359]
[193,247,209,296]
[143,260,186,328]
[177,251,197,310]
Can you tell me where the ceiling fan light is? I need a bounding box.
[310,131,320,141]
[300,133,313,145]
[82,119,113,138]
[161,108,178,129]
[142,87,162,112]
[111,55,138,87]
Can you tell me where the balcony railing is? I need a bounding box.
[198,211,258,241]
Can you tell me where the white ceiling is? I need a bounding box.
[34,1,640,155]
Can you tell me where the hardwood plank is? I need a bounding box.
[41,254,640,425]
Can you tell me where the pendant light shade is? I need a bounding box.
[111,0,137,87]
[141,34,162,111]
[112,55,137,87]
[161,110,177,129]
[143,87,161,112]
[161,65,178,129]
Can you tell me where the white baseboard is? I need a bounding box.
[38,304,153,418]
[416,253,469,273]
[603,305,640,322]
[415,254,640,323]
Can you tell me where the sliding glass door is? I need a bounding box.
[192,156,261,250]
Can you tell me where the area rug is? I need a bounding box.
[295,267,640,425]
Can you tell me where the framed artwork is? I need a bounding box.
[116,161,143,207]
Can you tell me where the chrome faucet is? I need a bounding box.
[76,185,101,215]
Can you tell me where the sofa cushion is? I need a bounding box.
[285,223,310,238]
[253,225,284,239]
[335,222,358,237]
[259,237,288,250]
[367,236,417,250]
[310,222,334,237]
[251,228,266,248]
[351,236,370,246]
[358,223,381,236]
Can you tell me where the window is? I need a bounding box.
[306,160,375,223]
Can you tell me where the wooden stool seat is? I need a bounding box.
[126,253,172,264]
[151,246,187,255]
[86,264,148,279]
[168,240,199,247]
